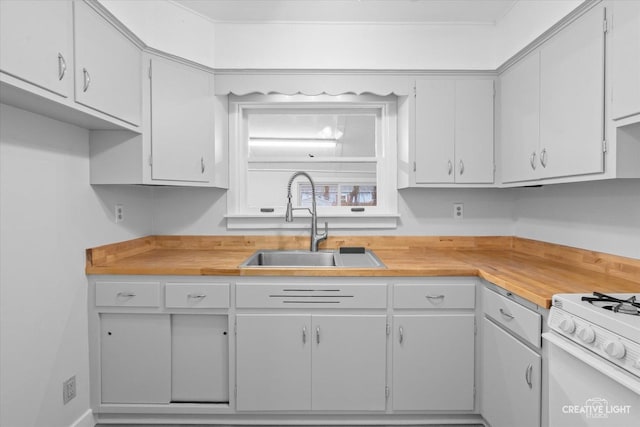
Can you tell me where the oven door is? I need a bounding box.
[543,332,640,427]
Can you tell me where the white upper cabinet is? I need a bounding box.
[610,0,640,121]
[0,0,73,98]
[499,3,606,184]
[500,53,541,184]
[539,4,605,180]
[414,78,494,185]
[149,56,215,183]
[73,0,141,126]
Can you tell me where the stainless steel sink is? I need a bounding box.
[240,249,385,268]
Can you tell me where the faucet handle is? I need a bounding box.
[322,221,329,238]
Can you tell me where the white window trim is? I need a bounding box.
[226,94,398,229]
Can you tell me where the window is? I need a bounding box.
[227,94,398,229]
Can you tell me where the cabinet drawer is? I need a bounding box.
[483,287,541,348]
[96,282,160,307]
[394,283,475,309]
[165,283,229,309]
[236,283,387,309]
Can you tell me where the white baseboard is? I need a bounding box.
[70,409,95,427]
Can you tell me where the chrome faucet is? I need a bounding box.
[285,171,328,252]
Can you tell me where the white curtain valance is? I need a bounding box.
[214,72,412,96]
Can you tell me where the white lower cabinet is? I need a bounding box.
[236,314,387,411]
[482,318,541,427]
[392,314,475,411]
[100,314,171,404]
[171,315,229,403]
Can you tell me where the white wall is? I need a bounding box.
[513,180,640,259]
[151,186,516,237]
[495,0,583,64]
[101,0,583,70]
[99,0,216,67]
[0,105,153,427]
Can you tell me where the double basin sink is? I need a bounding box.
[240,248,385,268]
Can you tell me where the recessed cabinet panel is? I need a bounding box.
[74,1,141,125]
[100,314,170,404]
[171,315,229,403]
[539,4,605,179]
[150,56,214,182]
[610,1,640,121]
[0,0,73,98]
[236,314,312,411]
[415,80,456,183]
[393,314,475,411]
[311,315,387,411]
[499,52,541,183]
[455,80,494,183]
[482,318,541,427]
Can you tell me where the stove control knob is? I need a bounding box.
[603,340,626,359]
[559,318,576,334]
[577,327,596,344]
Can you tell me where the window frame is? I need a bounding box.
[226,94,398,229]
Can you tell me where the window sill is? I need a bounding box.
[225,214,399,230]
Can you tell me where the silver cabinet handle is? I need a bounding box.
[426,294,445,301]
[399,326,404,344]
[530,152,537,170]
[302,326,307,344]
[116,291,135,297]
[82,68,91,92]
[447,160,453,176]
[499,308,514,320]
[525,363,533,389]
[58,53,66,81]
[201,157,205,174]
[316,327,320,344]
[540,148,547,168]
[187,293,206,299]
[459,159,465,175]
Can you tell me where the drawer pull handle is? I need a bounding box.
[82,68,91,92]
[399,326,404,344]
[499,308,515,320]
[525,363,533,388]
[116,292,135,298]
[426,294,445,303]
[187,294,206,299]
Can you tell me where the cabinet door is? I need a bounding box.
[393,314,475,411]
[482,318,541,427]
[455,80,494,183]
[150,56,214,182]
[236,314,311,411]
[500,52,541,183]
[0,0,73,98]
[311,315,387,411]
[100,314,170,404]
[171,315,229,403]
[74,1,141,125]
[611,0,640,120]
[415,80,456,183]
[539,4,605,179]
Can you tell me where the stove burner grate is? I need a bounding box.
[581,292,640,316]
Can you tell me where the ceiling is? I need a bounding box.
[175,0,519,24]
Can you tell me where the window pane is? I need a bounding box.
[340,185,377,206]
[248,112,376,159]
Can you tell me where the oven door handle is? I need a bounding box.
[543,332,640,394]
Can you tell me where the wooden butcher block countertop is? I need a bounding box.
[86,235,640,309]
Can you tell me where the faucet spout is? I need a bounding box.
[285,171,328,252]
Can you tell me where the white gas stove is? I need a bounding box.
[545,293,640,427]
[548,292,640,377]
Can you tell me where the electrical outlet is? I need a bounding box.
[63,375,76,405]
[115,204,124,223]
[453,202,464,220]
